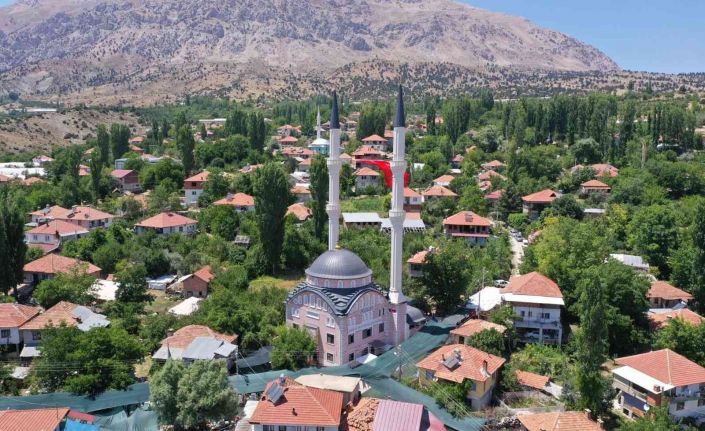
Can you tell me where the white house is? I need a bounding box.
[0,304,40,349]
[135,212,197,236]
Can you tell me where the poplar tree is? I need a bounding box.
[0,203,27,298]
[253,163,292,274]
[309,155,328,240]
[176,125,195,176]
[96,124,110,166]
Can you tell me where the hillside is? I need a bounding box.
[0,0,620,103]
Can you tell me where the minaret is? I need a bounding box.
[315,108,322,140]
[326,92,342,251]
[389,85,408,345]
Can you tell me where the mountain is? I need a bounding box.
[0,0,620,103]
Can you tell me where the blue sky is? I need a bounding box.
[463,0,705,73]
[1,0,703,73]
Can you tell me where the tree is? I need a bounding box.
[571,138,602,164]
[421,242,469,315]
[253,163,291,274]
[96,124,110,166]
[89,155,102,202]
[109,123,130,159]
[34,325,145,394]
[176,125,196,176]
[199,123,208,141]
[150,360,184,426]
[654,319,705,366]
[248,112,266,151]
[309,155,328,240]
[340,163,355,198]
[466,329,505,357]
[34,268,96,308]
[547,195,584,220]
[357,103,387,138]
[175,361,238,429]
[0,203,27,298]
[618,407,695,431]
[198,205,239,241]
[271,326,317,371]
[692,199,705,312]
[442,98,472,143]
[198,169,229,206]
[115,263,152,304]
[627,204,677,276]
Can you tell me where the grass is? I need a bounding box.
[134,356,152,380]
[144,290,181,315]
[250,270,304,291]
[341,195,387,213]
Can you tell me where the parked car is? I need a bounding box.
[494,279,509,288]
[522,239,529,246]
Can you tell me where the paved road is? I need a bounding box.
[509,235,524,275]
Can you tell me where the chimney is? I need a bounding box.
[482,360,488,374]
[279,373,286,385]
[654,384,661,392]
[464,212,473,222]
[226,192,233,200]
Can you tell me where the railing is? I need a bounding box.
[613,380,648,401]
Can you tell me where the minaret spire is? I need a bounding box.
[389,85,408,344]
[316,108,322,140]
[326,92,342,251]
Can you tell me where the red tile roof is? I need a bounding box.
[185,171,209,183]
[28,243,60,254]
[407,250,430,265]
[648,309,705,329]
[250,378,344,427]
[214,193,255,207]
[136,212,197,229]
[291,185,311,195]
[279,136,300,144]
[591,163,619,177]
[450,319,506,338]
[20,301,83,331]
[404,187,422,198]
[515,370,550,391]
[503,272,563,298]
[0,407,70,431]
[22,177,45,186]
[362,134,387,142]
[422,185,457,198]
[287,203,312,221]
[352,145,383,157]
[110,169,135,179]
[28,220,89,236]
[23,254,101,276]
[615,349,705,387]
[354,167,380,176]
[482,160,506,168]
[517,411,602,431]
[647,281,693,301]
[522,189,560,204]
[416,344,505,384]
[484,189,504,200]
[58,206,115,222]
[343,398,379,431]
[193,266,214,283]
[160,325,237,349]
[0,304,41,328]
[478,170,507,182]
[30,205,69,219]
[433,174,455,184]
[581,179,610,189]
[443,211,491,228]
[452,154,465,163]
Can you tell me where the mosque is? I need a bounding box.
[285,87,424,366]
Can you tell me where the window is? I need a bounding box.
[326,316,335,328]
[279,426,287,431]
[317,427,325,431]
[292,307,299,317]
[327,333,335,344]
[32,331,41,341]
[0,329,9,338]
[676,401,685,411]
[263,426,274,431]
[528,311,533,317]
[363,328,372,339]
[349,353,355,362]
[378,323,384,333]
[541,312,550,320]
[326,353,334,362]
[292,323,299,329]
[306,311,320,320]
[699,398,705,407]
[348,334,355,344]
[520,311,525,317]
[425,370,434,380]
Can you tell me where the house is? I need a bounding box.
[214,192,255,212]
[442,211,492,246]
[580,179,611,196]
[484,189,503,211]
[26,220,89,254]
[78,164,91,177]
[111,169,140,192]
[184,171,209,206]
[573,163,619,178]
[294,374,365,406]
[421,185,458,201]
[152,325,237,369]
[342,212,383,229]
[610,253,650,273]
[297,157,312,172]
[22,177,45,187]
[449,319,506,345]
[501,272,564,345]
[432,174,455,188]
[354,167,380,190]
[352,145,384,166]
[29,205,114,230]
[647,281,693,308]
[240,164,263,175]
[0,304,40,348]
[0,407,71,431]
[402,187,423,212]
[451,154,464,169]
[340,153,353,165]
[290,184,311,203]
[515,370,553,395]
[344,397,447,431]
[361,134,389,151]
[280,146,314,159]
[612,349,705,420]
[517,411,602,431]
[249,376,344,431]
[278,135,300,147]
[20,301,110,347]
[277,124,302,137]
[182,265,214,298]
[407,248,432,278]
[32,155,54,166]
[522,189,560,219]
[648,308,705,330]
[477,170,507,183]
[380,213,427,233]
[416,344,505,410]
[481,160,506,172]
[290,171,311,185]
[135,212,197,236]
[287,203,312,222]
[23,254,101,285]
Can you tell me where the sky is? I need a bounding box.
[0,0,703,73]
[464,0,705,73]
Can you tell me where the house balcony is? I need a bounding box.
[514,319,561,329]
[613,379,648,402]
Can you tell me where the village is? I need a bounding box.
[0,87,704,431]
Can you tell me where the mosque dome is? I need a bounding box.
[309,137,329,147]
[305,248,372,280]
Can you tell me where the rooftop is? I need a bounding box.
[287,203,312,221]
[306,248,373,280]
[136,212,197,229]
[647,281,693,301]
[517,411,602,431]
[362,134,387,142]
[433,174,455,184]
[515,370,550,391]
[20,301,109,331]
[110,169,135,179]
[416,344,505,384]
[23,253,101,276]
[615,348,705,388]
[450,319,506,339]
[443,211,491,227]
[421,185,457,198]
[214,192,255,207]
[158,325,237,350]
[185,171,209,183]
[502,272,563,299]
[0,407,70,431]
[0,304,41,328]
[522,189,560,204]
[288,283,384,316]
[28,220,89,236]
[354,167,380,177]
[294,374,361,393]
[581,179,610,188]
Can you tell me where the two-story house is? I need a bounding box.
[0,304,40,350]
[135,212,198,236]
[110,169,141,193]
[501,272,564,345]
[29,205,115,230]
[354,167,380,191]
[416,344,505,410]
[421,185,458,202]
[20,301,109,348]
[214,192,255,212]
[442,211,491,246]
[522,189,560,220]
[612,349,705,420]
[517,411,603,431]
[361,134,389,152]
[181,266,214,298]
[26,220,89,254]
[184,171,209,206]
[23,254,101,285]
[647,281,693,309]
[249,376,344,431]
[580,179,611,196]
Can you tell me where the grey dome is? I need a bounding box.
[306,249,372,280]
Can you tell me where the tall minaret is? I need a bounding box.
[389,85,408,345]
[326,92,342,251]
[315,108,322,140]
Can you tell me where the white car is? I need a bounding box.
[522,239,529,246]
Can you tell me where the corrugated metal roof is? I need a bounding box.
[373,400,423,431]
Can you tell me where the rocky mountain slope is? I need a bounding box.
[0,0,620,103]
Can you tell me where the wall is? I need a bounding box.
[0,327,21,345]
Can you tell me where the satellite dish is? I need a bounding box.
[643,404,650,412]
